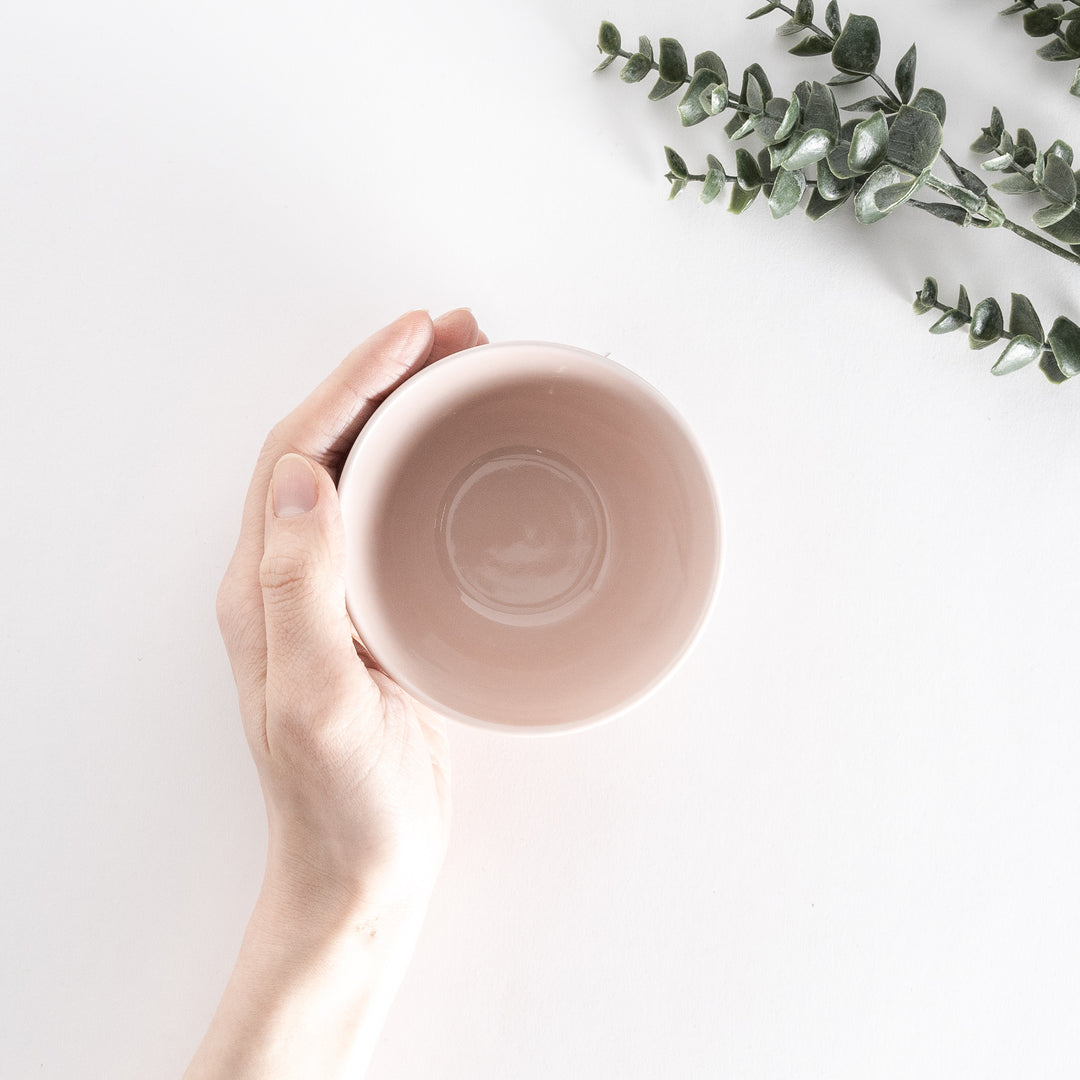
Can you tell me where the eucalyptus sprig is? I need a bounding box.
[594,1,1080,380]
[970,106,1080,252]
[913,278,1079,380]
[595,6,1080,268]
[998,0,1080,97]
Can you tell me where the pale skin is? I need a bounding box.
[184,308,488,1080]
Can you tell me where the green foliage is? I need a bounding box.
[999,0,1080,97]
[914,279,1077,378]
[971,106,1080,244]
[594,3,1080,381]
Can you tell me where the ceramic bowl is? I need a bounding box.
[337,340,722,734]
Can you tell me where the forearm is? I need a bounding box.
[183,870,428,1080]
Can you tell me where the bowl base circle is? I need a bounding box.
[436,446,609,628]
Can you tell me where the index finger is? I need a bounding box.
[232,308,482,573]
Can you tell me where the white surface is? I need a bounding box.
[2,1,1078,1077]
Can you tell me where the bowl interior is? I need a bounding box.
[338,342,721,732]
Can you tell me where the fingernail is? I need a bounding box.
[435,306,473,321]
[272,454,318,517]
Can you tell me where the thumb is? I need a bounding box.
[260,453,366,712]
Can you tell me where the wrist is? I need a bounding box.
[255,857,431,964]
[183,864,429,1080]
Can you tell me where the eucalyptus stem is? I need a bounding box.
[1000,217,1080,264]
[918,173,1080,266]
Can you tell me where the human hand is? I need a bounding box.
[184,310,487,1080]
[216,308,487,915]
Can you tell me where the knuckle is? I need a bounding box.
[215,566,245,644]
[258,549,315,605]
[215,570,262,655]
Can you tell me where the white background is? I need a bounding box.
[3,1,1079,1077]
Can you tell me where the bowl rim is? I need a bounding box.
[337,339,724,736]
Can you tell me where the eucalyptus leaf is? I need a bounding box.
[991,335,1043,375]
[832,14,882,75]
[969,297,1004,348]
[910,200,971,225]
[912,276,938,314]
[854,163,923,223]
[776,18,806,38]
[768,167,807,217]
[848,109,889,173]
[993,173,1039,193]
[1009,292,1044,341]
[1037,38,1076,61]
[745,72,765,114]
[827,72,868,85]
[754,96,796,144]
[621,51,653,83]
[726,113,758,141]
[825,0,841,37]
[803,80,840,139]
[700,81,729,116]
[929,309,968,334]
[794,0,814,26]
[665,146,689,179]
[668,176,688,200]
[827,118,864,179]
[735,146,763,189]
[694,51,728,86]
[1041,153,1077,205]
[778,128,834,171]
[873,179,925,212]
[886,104,943,174]
[648,76,684,101]
[774,93,801,142]
[1047,139,1075,166]
[790,35,834,56]
[895,44,916,104]
[594,53,619,73]
[1023,4,1065,36]
[816,162,854,201]
[933,180,985,214]
[658,38,689,85]
[679,69,725,125]
[955,284,972,318]
[598,21,622,55]
[1033,202,1076,228]
[728,182,759,214]
[805,187,848,219]
[740,63,773,103]
[747,2,781,18]
[1068,13,1080,47]
[1047,315,1080,376]
[840,95,896,113]
[701,164,727,204]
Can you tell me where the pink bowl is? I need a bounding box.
[337,341,722,735]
